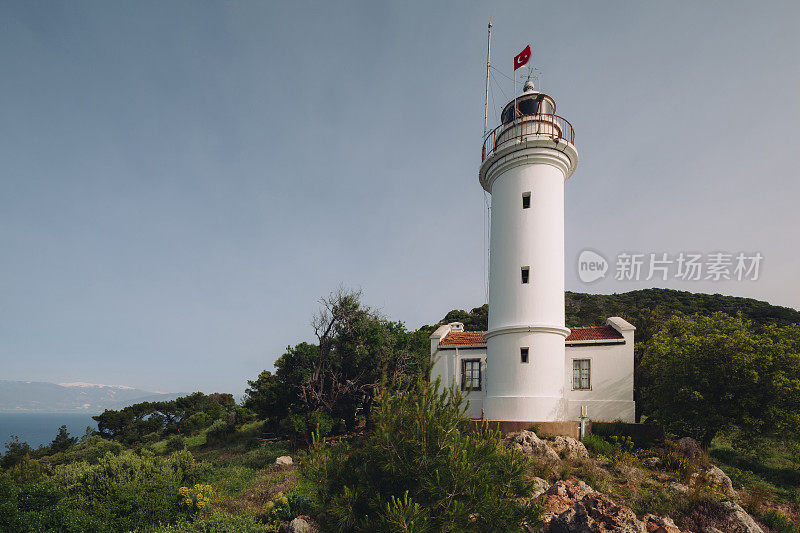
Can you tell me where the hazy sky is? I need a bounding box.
[2,1,798,395]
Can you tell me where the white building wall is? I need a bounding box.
[565,318,636,422]
[429,317,636,424]
[480,137,578,422]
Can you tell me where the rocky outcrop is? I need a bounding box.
[279,516,319,533]
[532,477,551,499]
[551,436,590,460]
[642,514,681,533]
[676,437,703,459]
[506,430,562,462]
[714,501,763,533]
[540,480,597,524]
[548,490,647,532]
[703,465,737,497]
[541,481,686,533]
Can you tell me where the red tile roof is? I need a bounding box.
[439,326,623,346]
[440,331,487,346]
[565,326,623,342]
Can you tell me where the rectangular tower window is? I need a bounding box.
[522,192,531,209]
[520,347,529,363]
[461,359,482,391]
[572,359,591,390]
[521,267,530,284]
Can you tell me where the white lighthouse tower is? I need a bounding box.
[479,80,578,422]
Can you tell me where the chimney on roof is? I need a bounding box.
[447,322,465,333]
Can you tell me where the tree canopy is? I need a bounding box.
[244,289,430,438]
[640,312,800,446]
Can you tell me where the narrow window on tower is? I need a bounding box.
[521,267,530,284]
[520,347,529,363]
[522,192,531,209]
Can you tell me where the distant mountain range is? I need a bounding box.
[0,381,181,413]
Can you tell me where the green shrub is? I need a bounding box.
[582,434,615,456]
[182,412,212,435]
[0,477,103,532]
[45,449,195,530]
[761,509,799,533]
[279,409,337,440]
[631,483,689,517]
[165,434,186,453]
[304,379,540,532]
[261,490,314,525]
[42,435,124,467]
[206,419,236,444]
[225,442,292,470]
[148,510,276,532]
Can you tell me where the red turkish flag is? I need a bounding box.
[514,45,532,70]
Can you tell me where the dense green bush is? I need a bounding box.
[150,510,276,532]
[0,449,196,531]
[278,409,337,440]
[165,434,186,453]
[761,509,799,533]
[304,379,539,532]
[205,419,236,444]
[582,434,616,456]
[182,411,212,434]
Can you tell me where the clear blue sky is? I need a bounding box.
[2,1,798,395]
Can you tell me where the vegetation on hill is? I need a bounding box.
[92,392,247,445]
[304,379,539,531]
[2,287,800,531]
[243,289,430,440]
[641,313,800,446]
[427,289,800,333]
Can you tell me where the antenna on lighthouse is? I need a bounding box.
[483,19,492,140]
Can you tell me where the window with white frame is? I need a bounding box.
[572,359,591,390]
[461,359,482,391]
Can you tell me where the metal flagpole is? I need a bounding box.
[513,50,517,122]
[483,20,492,139]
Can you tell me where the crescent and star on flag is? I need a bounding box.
[514,44,532,71]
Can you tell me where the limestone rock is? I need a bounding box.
[275,455,293,466]
[506,430,561,462]
[540,480,597,524]
[715,501,763,533]
[548,491,647,532]
[667,482,689,494]
[532,477,551,499]
[642,514,681,533]
[551,435,590,460]
[643,456,663,468]
[676,437,703,459]
[279,516,319,533]
[704,464,737,497]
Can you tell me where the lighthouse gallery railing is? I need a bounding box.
[482,114,574,162]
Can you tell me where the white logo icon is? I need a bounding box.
[578,250,608,283]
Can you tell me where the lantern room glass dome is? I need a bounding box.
[500,91,557,125]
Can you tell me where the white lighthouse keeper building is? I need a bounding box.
[480,81,577,422]
[429,77,636,427]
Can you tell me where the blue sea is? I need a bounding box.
[0,413,99,448]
